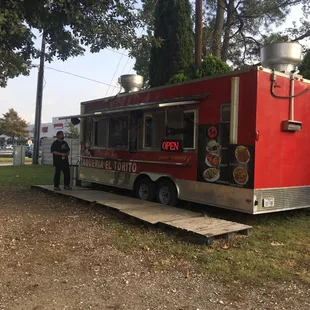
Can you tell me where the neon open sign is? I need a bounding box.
[161,140,183,152]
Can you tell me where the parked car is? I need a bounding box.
[25,146,42,158]
[25,146,32,158]
[0,146,13,157]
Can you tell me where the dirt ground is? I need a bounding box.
[1,185,310,310]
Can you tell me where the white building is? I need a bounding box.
[27,116,80,139]
[0,116,79,145]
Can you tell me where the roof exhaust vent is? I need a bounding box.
[119,74,144,93]
[260,42,302,73]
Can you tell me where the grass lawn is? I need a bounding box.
[0,164,53,186]
[108,210,310,286]
[1,165,310,286]
[0,157,32,163]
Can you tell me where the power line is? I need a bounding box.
[34,65,120,88]
[105,50,127,96]
[106,48,130,57]
[120,56,132,76]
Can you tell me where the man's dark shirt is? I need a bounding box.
[51,140,70,167]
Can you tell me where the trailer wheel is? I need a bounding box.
[135,178,156,202]
[156,180,178,206]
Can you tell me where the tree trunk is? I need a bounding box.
[211,0,226,58]
[195,0,203,68]
[221,0,234,62]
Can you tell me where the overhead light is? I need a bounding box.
[158,100,199,108]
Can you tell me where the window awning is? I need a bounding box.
[59,94,207,120]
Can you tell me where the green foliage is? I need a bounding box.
[195,55,232,78]
[65,122,80,139]
[205,0,310,67]
[128,0,156,87]
[167,73,190,85]
[0,0,138,87]
[129,33,160,88]
[168,55,232,85]
[132,0,310,78]
[299,50,310,80]
[149,0,194,87]
[0,109,29,142]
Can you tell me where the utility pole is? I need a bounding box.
[195,0,203,69]
[32,34,46,164]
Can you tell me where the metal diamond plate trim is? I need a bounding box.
[254,186,310,213]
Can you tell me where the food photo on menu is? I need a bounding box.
[206,139,221,154]
[233,167,249,185]
[203,167,220,182]
[235,145,250,164]
[203,140,221,183]
[231,145,252,187]
[205,153,221,167]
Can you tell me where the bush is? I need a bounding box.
[167,73,190,84]
[167,55,231,85]
[195,55,232,78]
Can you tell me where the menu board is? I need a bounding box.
[197,123,254,189]
[197,124,230,184]
[229,145,254,189]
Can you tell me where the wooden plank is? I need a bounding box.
[163,217,251,238]
[96,197,159,211]
[33,185,252,242]
[163,217,225,231]
[165,216,251,230]
[197,223,250,234]
[123,206,200,224]
[204,226,251,237]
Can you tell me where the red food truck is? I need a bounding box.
[62,43,310,214]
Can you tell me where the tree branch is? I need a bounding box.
[291,30,310,42]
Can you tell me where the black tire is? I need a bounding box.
[156,179,178,206]
[135,178,156,202]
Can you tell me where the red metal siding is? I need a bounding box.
[84,70,258,183]
[91,150,197,181]
[255,70,310,188]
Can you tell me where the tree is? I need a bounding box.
[299,50,310,79]
[206,0,310,67]
[0,109,29,143]
[0,0,138,87]
[65,122,80,139]
[131,0,309,81]
[167,54,231,84]
[129,33,154,88]
[149,0,194,87]
[129,0,157,87]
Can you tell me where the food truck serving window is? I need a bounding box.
[142,107,197,150]
[94,118,108,147]
[108,116,128,148]
[183,111,195,149]
[166,107,196,150]
[143,110,166,149]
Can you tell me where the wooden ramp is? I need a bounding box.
[32,185,252,244]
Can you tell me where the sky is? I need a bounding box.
[0,4,307,125]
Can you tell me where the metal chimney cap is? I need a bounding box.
[260,42,303,73]
[120,74,144,93]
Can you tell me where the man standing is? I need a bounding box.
[51,131,72,191]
